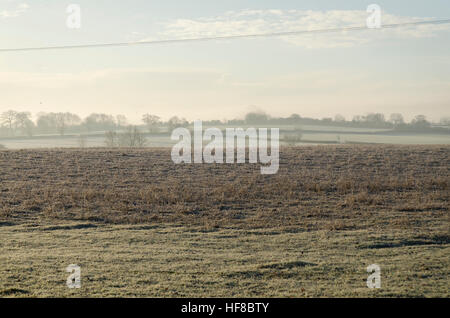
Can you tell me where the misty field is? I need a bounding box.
[0,146,448,297]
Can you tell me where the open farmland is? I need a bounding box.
[0,146,449,297]
[1,124,449,149]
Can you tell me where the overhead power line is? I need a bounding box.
[1,19,449,53]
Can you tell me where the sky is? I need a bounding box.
[1,0,450,123]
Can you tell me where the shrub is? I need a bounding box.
[104,126,147,148]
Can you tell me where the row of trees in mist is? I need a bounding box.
[241,112,449,130]
[0,110,191,137]
[0,109,448,138]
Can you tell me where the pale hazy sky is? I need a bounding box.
[1,0,450,123]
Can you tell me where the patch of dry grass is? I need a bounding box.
[0,221,448,297]
[0,146,448,229]
[0,146,448,297]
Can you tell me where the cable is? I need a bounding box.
[1,19,449,52]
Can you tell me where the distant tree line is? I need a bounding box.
[0,109,448,138]
[228,111,449,133]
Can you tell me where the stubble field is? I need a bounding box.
[0,146,448,297]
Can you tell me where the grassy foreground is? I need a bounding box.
[0,146,448,297]
[0,221,448,297]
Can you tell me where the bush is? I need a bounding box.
[104,126,147,148]
[104,131,118,148]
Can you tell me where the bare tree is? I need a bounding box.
[105,126,147,148]
[412,115,430,128]
[118,126,147,148]
[389,113,404,126]
[15,112,35,136]
[55,112,81,135]
[0,110,18,136]
[142,114,161,133]
[104,131,118,148]
[365,113,386,124]
[84,113,115,132]
[36,112,54,133]
[116,115,128,130]
[55,113,67,136]
[36,112,80,135]
[167,116,188,132]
